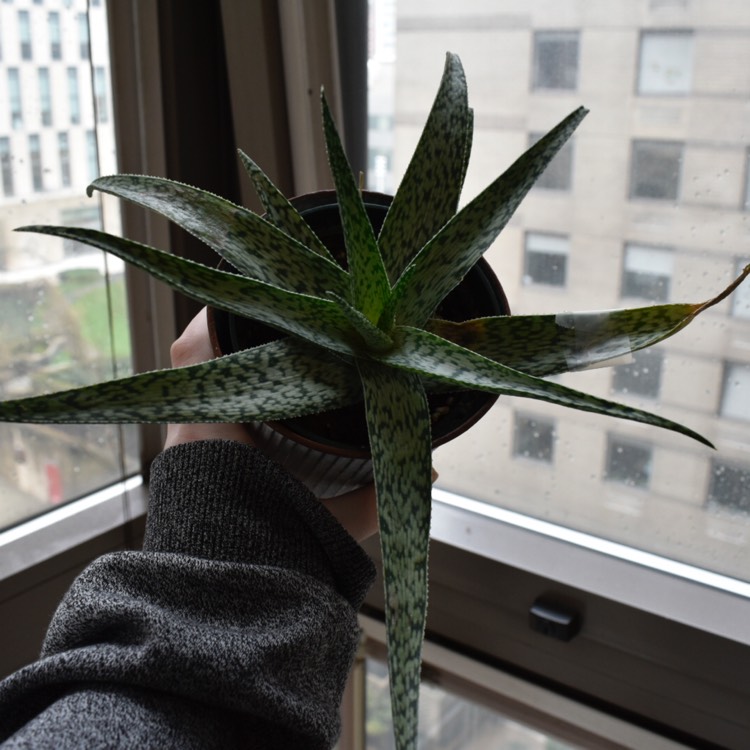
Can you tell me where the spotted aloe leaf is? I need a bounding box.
[237,150,336,263]
[88,174,349,299]
[375,326,713,447]
[327,292,394,353]
[427,265,750,377]
[391,106,589,327]
[0,338,360,423]
[377,52,472,284]
[15,226,356,356]
[357,359,433,750]
[321,94,391,324]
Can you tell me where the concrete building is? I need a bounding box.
[0,0,117,273]
[369,0,750,579]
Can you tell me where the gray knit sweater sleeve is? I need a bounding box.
[0,440,376,749]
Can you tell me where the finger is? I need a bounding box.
[321,484,379,543]
[170,308,215,367]
[321,469,439,543]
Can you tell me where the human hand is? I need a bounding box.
[163,307,256,450]
[162,308,387,542]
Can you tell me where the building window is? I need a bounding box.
[744,149,750,211]
[38,68,53,127]
[720,362,750,421]
[532,31,579,90]
[78,13,89,60]
[513,413,556,463]
[629,140,683,201]
[29,134,43,192]
[58,132,71,187]
[707,459,750,515]
[612,349,664,399]
[68,67,80,125]
[523,232,569,286]
[637,31,694,95]
[529,131,574,190]
[605,435,653,489]
[94,67,109,123]
[18,10,32,59]
[0,137,13,196]
[621,243,673,302]
[8,68,22,129]
[86,129,98,181]
[49,11,62,60]
[733,258,750,319]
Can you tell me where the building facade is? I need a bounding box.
[369,0,750,579]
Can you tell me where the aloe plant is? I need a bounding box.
[2,53,748,749]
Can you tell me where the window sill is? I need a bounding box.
[430,487,750,645]
[0,475,146,582]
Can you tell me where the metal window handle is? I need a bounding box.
[529,598,581,642]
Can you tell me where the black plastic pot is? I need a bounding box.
[208,190,510,496]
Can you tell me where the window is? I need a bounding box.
[364,655,577,748]
[94,67,109,123]
[612,348,664,398]
[621,243,673,301]
[528,131,573,190]
[0,1,136,537]
[707,459,750,515]
[532,31,579,90]
[513,413,555,463]
[86,130,98,181]
[78,13,89,60]
[630,140,683,200]
[49,11,62,60]
[638,31,693,94]
[720,362,750,421]
[733,258,750,318]
[58,132,71,187]
[744,148,750,211]
[28,134,43,192]
[0,137,13,196]
[18,10,32,59]
[605,434,652,488]
[67,67,80,125]
[38,68,53,127]
[523,232,568,286]
[8,68,22,129]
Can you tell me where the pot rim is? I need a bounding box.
[206,190,510,460]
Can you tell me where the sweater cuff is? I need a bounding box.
[144,440,376,609]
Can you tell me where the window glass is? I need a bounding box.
[368,0,750,582]
[720,362,750,421]
[529,131,573,190]
[612,348,663,399]
[629,139,683,200]
[513,413,555,463]
[523,232,568,286]
[638,30,693,94]
[621,243,673,301]
[605,435,652,488]
[532,31,579,90]
[708,459,750,515]
[0,0,138,531]
[365,658,580,749]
